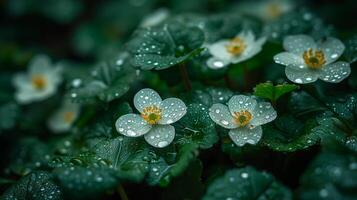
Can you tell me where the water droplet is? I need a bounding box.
[157,141,168,148]
[241,172,249,178]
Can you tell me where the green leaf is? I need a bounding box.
[175,103,218,149]
[2,171,62,200]
[253,82,298,102]
[344,34,357,63]
[127,22,204,70]
[261,115,321,152]
[288,91,325,116]
[69,58,135,104]
[263,10,333,42]
[53,166,118,200]
[298,151,357,200]
[90,136,151,182]
[9,137,51,176]
[203,166,292,200]
[146,143,199,186]
[180,87,233,107]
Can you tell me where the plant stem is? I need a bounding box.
[179,63,192,91]
[224,72,234,89]
[242,63,249,92]
[117,184,129,200]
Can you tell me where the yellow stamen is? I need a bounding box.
[31,75,47,90]
[303,48,326,69]
[141,105,162,125]
[226,37,246,56]
[267,2,282,19]
[64,111,75,123]
[233,110,253,127]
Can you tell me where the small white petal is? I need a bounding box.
[285,66,319,84]
[208,40,232,62]
[140,8,169,27]
[29,55,52,75]
[273,52,305,68]
[229,126,262,146]
[228,95,257,114]
[159,98,187,125]
[283,35,317,55]
[250,102,277,126]
[144,124,175,148]
[134,88,162,113]
[319,61,351,83]
[209,104,237,129]
[115,114,151,137]
[319,37,345,64]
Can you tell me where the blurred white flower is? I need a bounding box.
[274,35,350,84]
[115,88,187,148]
[48,101,80,133]
[209,95,276,146]
[13,55,62,104]
[140,8,169,27]
[239,0,294,21]
[207,30,266,69]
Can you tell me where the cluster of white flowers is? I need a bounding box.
[13,55,80,133]
[14,9,352,148]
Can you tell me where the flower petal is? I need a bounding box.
[115,114,151,137]
[158,98,187,124]
[319,61,351,83]
[283,35,316,55]
[29,55,52,75]
[285,66,319,84]
[208,40,232,62]
[228,126,262,147]
[209,103,237,129]
[228,95,257,114]
[134,88,162,113]
[250,102,277,126]
[231,36,265,64]
[274,52,305,68]
[13,73,30,89]
[319,37,345,64]
[144,124,175,148]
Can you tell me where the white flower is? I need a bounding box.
[48,101,80,133]
[13,55,62,104]
[209,95,277,147]
[206,30,266,69]
[140,8,169,28]
[274,35,351,84]
[115,88,187,148]
[238,0,294,21]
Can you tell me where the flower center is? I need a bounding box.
[267,3,282,18]
[64,111,75,123]
[141,105,162,125]
[233,110,253,127]
[31,75,47,90]
[226,37,246,56]
[303,48,326,69]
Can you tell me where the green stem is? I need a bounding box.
[242,63,250,92]
[117,184,129,200]
[224,72,234,89]
[179,63,192,91]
